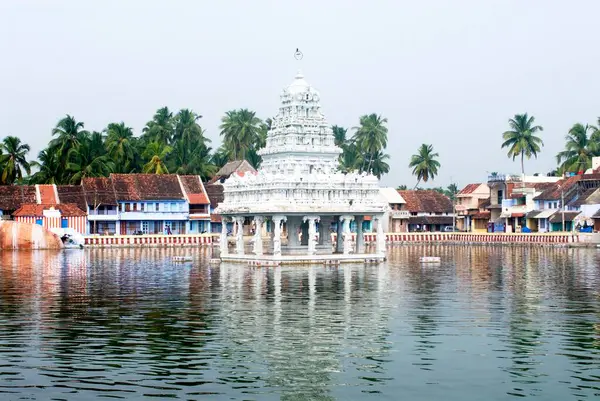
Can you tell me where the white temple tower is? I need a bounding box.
[215,71,387,263]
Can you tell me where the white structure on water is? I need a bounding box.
[215,71,387,263]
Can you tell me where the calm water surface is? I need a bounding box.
[0,246,599,400]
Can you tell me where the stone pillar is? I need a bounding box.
[355,215,365,254]
[374,214,385,255]
[219,216,229,255]
[341,215,355,255]
[272,215,286,257]
[336,216,343,253]
[320,216,332,248]
[252,216,264,255]
[300,221,309,246]
[234,216,245,255]
[303,215,320,255]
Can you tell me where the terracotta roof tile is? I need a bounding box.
[472,211,491,219]
[534,176,580,200]
[458,183,481,195]
[82,177,117,205]
[179,175,210,205]
[13,203,86,217]
[206,183,224,209]
[397,190,453,213]
[0,185,37,211]
[38,185,57,204]
[56,185,87,211]
[110,174,184,201]
[548,211,580,224]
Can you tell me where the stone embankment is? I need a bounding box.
[0,221,63,250]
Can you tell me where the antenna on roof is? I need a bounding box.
[294,48,303,60]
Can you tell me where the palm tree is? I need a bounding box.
[368,151,391,179]
[501,113,544,175]
[29,149,62,184]
[173,109,207,146]
[105,122,135,173]
[556,123,600,173]
[142,141,172,174]
[219,109,263,161]
[211,147,230,170]
[0,136,31,184]
[169,138,217,180]
[67,132,114,184]
[49,115,88,171]
[338,142,360,173]
[142,107,174,145]
[409,144,440,188]
[332,125,347,147]
[445,183,459,201]
[351,114,388,172]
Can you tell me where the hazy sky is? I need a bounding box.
[1,0,599,188]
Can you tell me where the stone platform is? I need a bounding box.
[220,253,385,266]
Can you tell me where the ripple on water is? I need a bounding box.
[0,246,599,400]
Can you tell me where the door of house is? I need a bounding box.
[142,221,149,234]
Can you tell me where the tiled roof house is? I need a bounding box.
[397,190,454,231]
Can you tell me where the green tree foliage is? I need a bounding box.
[334,115,391,178]
[556,122,600,173]
[0,136,31,184]
[501,113,544,175]
[409,144,440,188]
[219,109,264,165]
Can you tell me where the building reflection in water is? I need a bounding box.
[0,246,598,400]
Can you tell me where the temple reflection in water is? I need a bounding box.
[0,246,598,400]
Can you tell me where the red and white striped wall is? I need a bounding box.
[15,216,87,235]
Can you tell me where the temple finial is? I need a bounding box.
[294,48,303,60]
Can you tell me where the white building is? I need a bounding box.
[215,71,388,262]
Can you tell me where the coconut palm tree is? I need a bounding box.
[501,113,544,175]
[173,109,207,146]
[409,144,440,188]
[29,149,62,184]
[219,109,263,161]
[0,136,31,184]
[67,132,114,184]
[332,125,347,147]
[49,115,88,170]
[352,114,388,172]
[368,151,390,179]
[105,122,135,173]
[556,123,599,173]
[142,141,172,174]
[142,107,174,145]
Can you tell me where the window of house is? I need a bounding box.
[133,203,137,211]
[140,203,145,212]
[155,203,160,211]
[497,190,503,204]
[171,203,177,212]
[142,221,149,234]
[125,203,131,212]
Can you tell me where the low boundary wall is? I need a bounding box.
[84,234,217,247]
[333,232,581,245]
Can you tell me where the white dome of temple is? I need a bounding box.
[215,70,387,262]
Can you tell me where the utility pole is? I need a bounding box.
[451,176,456,231]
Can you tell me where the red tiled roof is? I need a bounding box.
[397,190,453,213]
[110,174,184,201]
[38,184,57,204]
[179,175,210,205]
[56,185,87,211]
[205,183,224,209]
[82,177,117,205]
[0,185,37,211]
[13,203,86,217]
[458,183,481,195]
[534,176,580,200]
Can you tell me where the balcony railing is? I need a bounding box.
[488,174,522,183]
[89,209,118,215]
